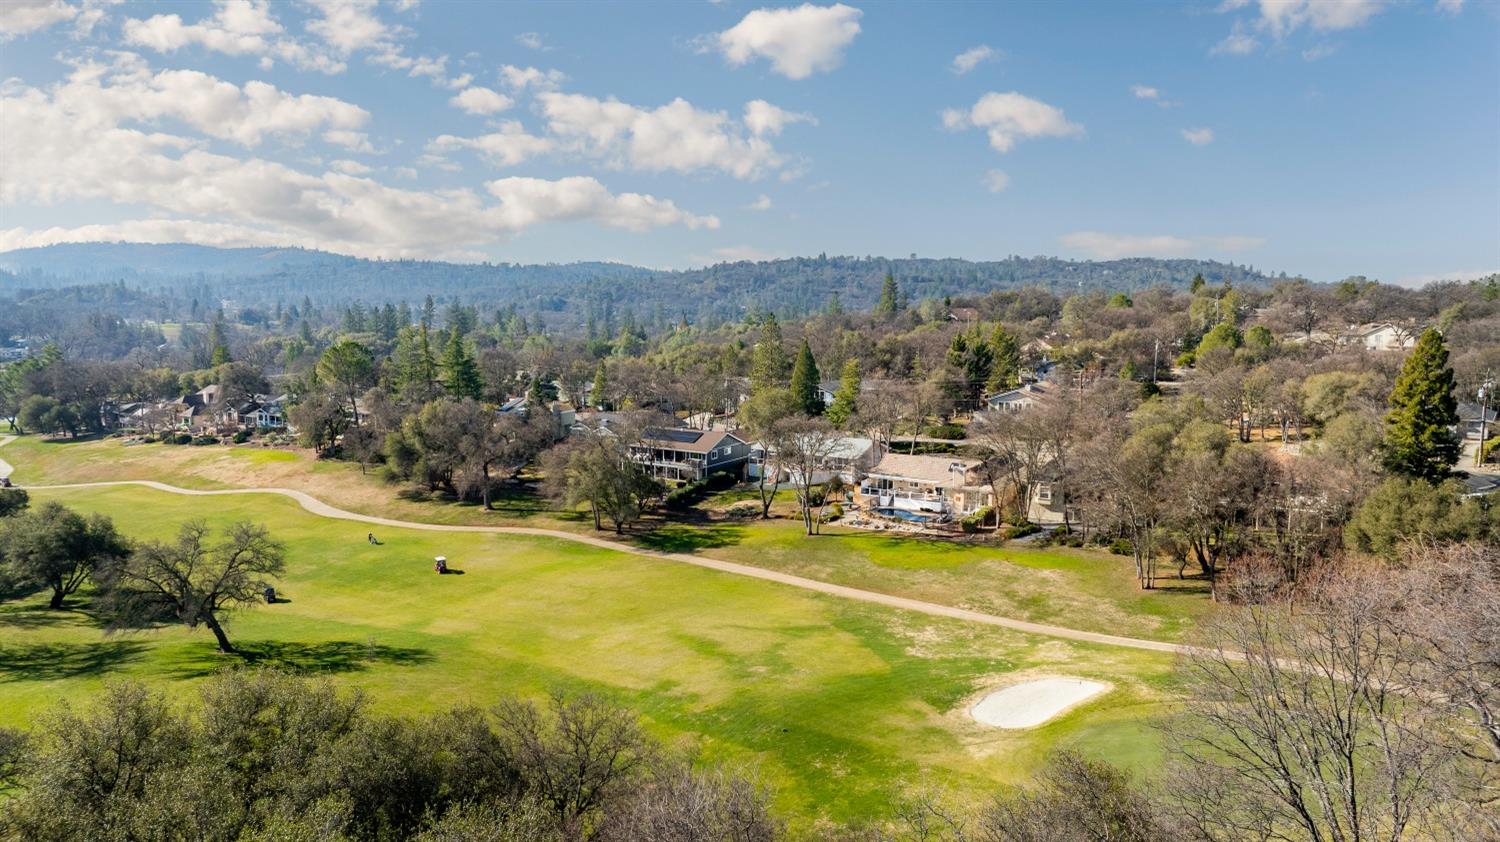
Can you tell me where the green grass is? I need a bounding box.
[2,484,1179,827]
[2,434,1211,641]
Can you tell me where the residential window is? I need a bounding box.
[1036,483,1053,504]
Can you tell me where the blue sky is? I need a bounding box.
[1,0,1496,284]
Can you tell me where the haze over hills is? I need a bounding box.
[0,242,1273,325]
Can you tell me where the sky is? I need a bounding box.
[1,0,1496,284]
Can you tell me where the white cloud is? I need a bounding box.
[950,45,997,75]
[323,129,375,152]
[1211,21,1260,55]
[449,86,514,115]
[485,177,718,233]
[123,0,279,56]
[30,54,369,148]
[1058,231,1264,259]
[0,64,714,258]
[329,158,371,174]
[1181,127,1215,145]
[427,122,554,167]
[515,31,549,50]
[498,64,565,90]
[943,91,1083,154]
[745,194,773,211]
[742,100,815,136]
[1301,42,1337,60]
[1130,84,1159,100]
[1256,0,1386,37]
[981,169,1009,193]
[1436,0,1463,14]
[1215,0,1390,56]
[536,92,795,179]
[0,0,77,41]
[0,219,297,251]
[714,3,862,80]
[123,0,346,73]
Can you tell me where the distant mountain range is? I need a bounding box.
[0,242,1277,325]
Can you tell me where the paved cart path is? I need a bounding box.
[0,436,1186,655]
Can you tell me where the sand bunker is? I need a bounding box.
[970,677,1110,728]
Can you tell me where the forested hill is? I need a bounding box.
[0,242,1273,324]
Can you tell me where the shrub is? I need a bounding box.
[232,429,252,444]
[1002,522,1041,540]
[705,471,736,491]
[925,423,965,440]
[1109,538,1134,556]
[165,433,193,445]
[191,435,218,446]
[960,505,994,534]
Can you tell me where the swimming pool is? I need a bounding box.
[873,507,936,523]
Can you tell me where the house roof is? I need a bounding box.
[988,383,1047,404]
[641,427,744,454]
[866,452,980,485]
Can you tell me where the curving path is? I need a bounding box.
[0,435,1185,655]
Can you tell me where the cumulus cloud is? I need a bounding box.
[1131,84,1159,100]
[742,100,815,136]
[0,0,78,41]
[951,45,997,75]
[515,31,549,50]
[536,92,800,179]
[329,158,371,174]
[745,194,773,211]
[427,122,554,167]
[0,61,716,258]
[1214,0,1392,56]
[25,54,370,148]
[714,3,862,80]
[981,169,1009,193]
[1181,127,1215,145]
[485,177,718,233]
[123,0,346,73]
[1211,21,1260,55]
[942,91,1083,154]
[449,86,514,115]
[1059,231,1264,259]
[498,64,565,90]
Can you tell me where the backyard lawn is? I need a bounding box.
[1,484,1180,827]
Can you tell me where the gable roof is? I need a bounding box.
[866,452,980,485]
[641,427,745,454]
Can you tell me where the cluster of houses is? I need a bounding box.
[110,385,289,434]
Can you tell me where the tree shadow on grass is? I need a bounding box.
[0,640,148,681]
[629,523,746,554]
[168,640,434,679]
[0,604,76,630]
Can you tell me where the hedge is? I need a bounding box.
[664,471,736,511]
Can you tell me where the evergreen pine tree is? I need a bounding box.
[875,272,900,319]
[442,330,483,400]
[1190,273,1207,294]
[946,329,994,406]
[826,359,862,427]
[749,314,790,394]
[588,360,609,409]
[988,324,1021,391]
[207,317,231,366]
[790,339,822,416]
[1383,328,1460,482]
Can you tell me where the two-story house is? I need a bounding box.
[633,427,752,484]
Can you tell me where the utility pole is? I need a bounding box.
[1151,338,1161,385]
[1478,376,1495,468]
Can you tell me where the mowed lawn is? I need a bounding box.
[2,484,1180,826]
[4,435,1211,642]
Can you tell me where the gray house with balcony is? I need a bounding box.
[633,428,752,484]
